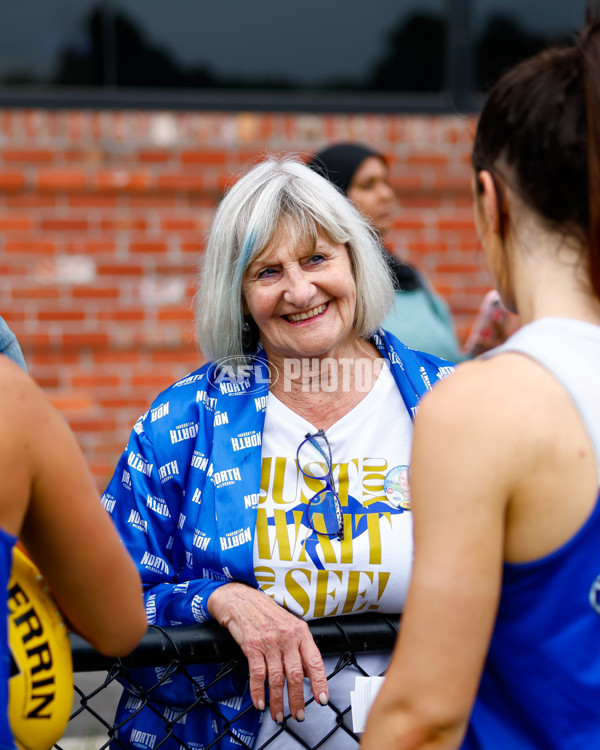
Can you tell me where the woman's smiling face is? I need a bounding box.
[241,232,358,366]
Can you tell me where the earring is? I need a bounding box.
[242,317,253,352]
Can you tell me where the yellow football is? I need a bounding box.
[7,546,73,750]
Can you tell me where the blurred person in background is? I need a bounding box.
[362,11,600,750]
[308,143,510,362]
[101,155,454,750]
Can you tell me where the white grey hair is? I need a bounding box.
[195,155,395,362]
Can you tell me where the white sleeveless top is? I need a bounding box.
[483,317,600,474]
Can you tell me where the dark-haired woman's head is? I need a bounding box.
[472,13,600,300]
[308,143,396,236]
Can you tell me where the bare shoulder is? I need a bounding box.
[0,354,30,389]
[0,358,49,441]
[0,359,52,532]
[417,352,565,466]
[0,357,82,530]
[0,357,67,455]
[0,356,47,411]
[424,352,557,421]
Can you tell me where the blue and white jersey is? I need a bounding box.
[463,318,600,750]
[103,330,454,750]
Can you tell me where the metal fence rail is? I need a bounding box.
[56,613,400,750]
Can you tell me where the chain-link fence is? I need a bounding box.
[55,613,400,750]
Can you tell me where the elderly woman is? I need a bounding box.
[102,156,453,750]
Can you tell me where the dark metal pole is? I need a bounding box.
[102,0,117,88]
[69,613,401,672]
[446,0,475,112]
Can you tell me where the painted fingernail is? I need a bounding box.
[296,709,305,722]
[319,692,328,705]
[276,712,284,724]
[257,700,265,711]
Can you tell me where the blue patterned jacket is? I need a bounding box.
[102,330,454,750]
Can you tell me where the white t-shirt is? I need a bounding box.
[253,362,414,749]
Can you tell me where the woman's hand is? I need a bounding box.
[208,582,328,722]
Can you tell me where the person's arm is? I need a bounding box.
[463,290,512,358]
[361,359,518,750]
[0,359,147,657]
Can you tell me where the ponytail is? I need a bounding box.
[580,11,600,299]
[473,6,600,303]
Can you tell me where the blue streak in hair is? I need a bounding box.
[235,230,256,287]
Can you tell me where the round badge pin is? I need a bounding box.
[383,465,411,510]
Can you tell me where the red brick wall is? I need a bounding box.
[0,109,491,489]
